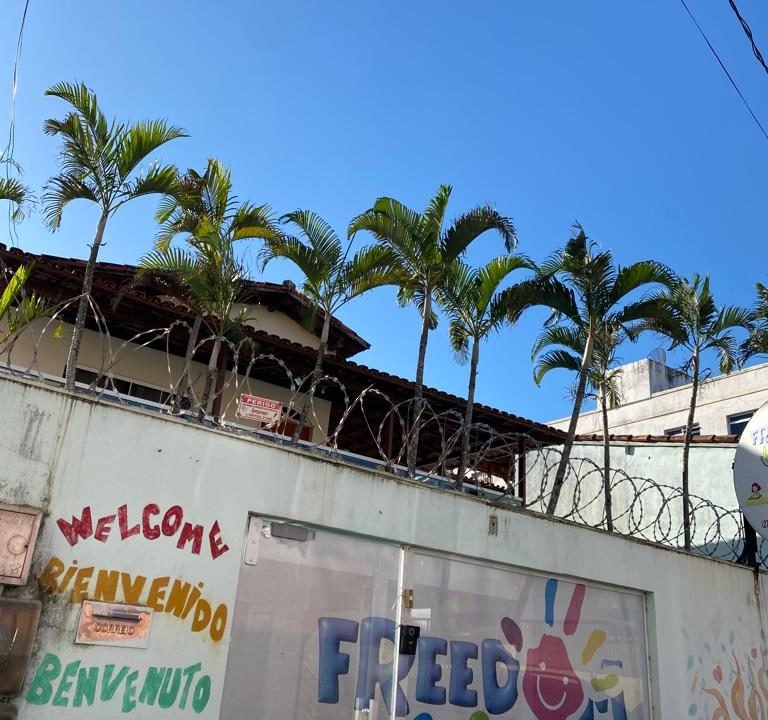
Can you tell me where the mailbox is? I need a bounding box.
[0,598,41,696]
[0,504,42,586]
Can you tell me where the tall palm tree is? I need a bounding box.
[349,185,517,477]
[139,159,279,417]
[643,274,753,550]
[526,225,673,516]
[42,81,187,391]
[436,254,533,488]
[260,210,396,441]
[533,322,624,530]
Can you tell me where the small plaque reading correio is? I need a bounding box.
[75,601,152,648]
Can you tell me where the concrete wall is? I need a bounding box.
[522,441,741,554]
[550,360,768,436]
[0,374,766,718]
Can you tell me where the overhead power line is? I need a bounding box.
[727,0,768,76]
[2,0,31,243]
[678,0,768,142]
[2,0,31,171]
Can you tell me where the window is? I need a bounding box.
[728,411,755,438]
[664,424,700,437]
[72,367,171,407]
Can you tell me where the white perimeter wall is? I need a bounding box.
[0,374,766,718]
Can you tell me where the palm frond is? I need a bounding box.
[116,120,188,182]
[610,261,675,305]
[531,324,585,360]
[41,174,99,230]
[0,177,31,221]
[534,349,582,386]
[122,164,180,206]
[281,210,341,271]
[230,203,280,242]
[420,184,452,248]
[441,204,517,261]
[45,81,111,144]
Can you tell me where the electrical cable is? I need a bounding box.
[678,0,768,142]
[2,0,31,243]
[727,0,768,76]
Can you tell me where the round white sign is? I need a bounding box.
[734,401,768,538]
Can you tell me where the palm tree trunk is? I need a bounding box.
[199,336,221,419]
[64,211,108,391]
[292,313,330,443]
[601,381,613,532]
[211,343,228,422]
[682,349,699,551]
[546,331,594,515]
[173,314,202,413]
[456,337,480,490]
[408,289,432,478]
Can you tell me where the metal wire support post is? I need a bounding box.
[736,514,759,569]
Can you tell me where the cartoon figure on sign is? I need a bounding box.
[502,580,631,720]
[744,481,768,506]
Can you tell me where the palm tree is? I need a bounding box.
[349,185,517,476]
[139,159,279,417]
[436,254,533,488]
[260,210,396,441]
[533,322,625,530]
[42,81,187,391]
[527,225,673,516]
[644,274,753,550]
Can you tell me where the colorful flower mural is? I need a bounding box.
[688,614,768,720]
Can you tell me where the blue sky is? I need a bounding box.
[1,0,767,423]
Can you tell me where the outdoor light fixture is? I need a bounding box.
[0,598,41,696]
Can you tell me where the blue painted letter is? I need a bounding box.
[355,617,415,717]
[318,617,359,703]
[449,641,478,707]
[415,637,447,705]
[481,639,519,714]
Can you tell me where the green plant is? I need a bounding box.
[260,210,396,440]
[139,159,279,417]
[350,185,516,476]
[43,81,186,391]
[436,253,532,487]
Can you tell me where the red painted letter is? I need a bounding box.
[118,504,140,539]
[161,506,184,536]
[142,504,161,540]
[176,523,203,555]
[209,521,230,559]
[94,514,116,543]
[56,507,93,546]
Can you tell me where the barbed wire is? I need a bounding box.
[0,295,758,566]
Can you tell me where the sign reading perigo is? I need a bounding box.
[237,394,282,423]
[734,401,768,537]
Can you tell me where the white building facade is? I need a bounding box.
[550,357,768,438]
